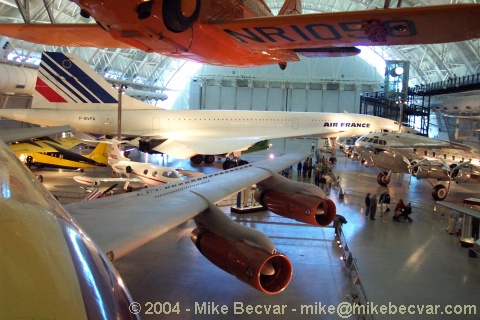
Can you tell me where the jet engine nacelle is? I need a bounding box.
[191,201,292,294]
[411,164,449,180]
[254,173,336,226]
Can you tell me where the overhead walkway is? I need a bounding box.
[359,93,429,136]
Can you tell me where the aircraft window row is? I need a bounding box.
[167,118,290,121]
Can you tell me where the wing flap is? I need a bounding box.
[217,4,480,50]
[0,24,133,48]
[65,153,306,259]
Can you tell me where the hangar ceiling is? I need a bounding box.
[0,0,479,98]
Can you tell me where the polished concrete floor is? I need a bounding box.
[42,138,480,319]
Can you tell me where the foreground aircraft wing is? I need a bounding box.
[65,153,306,259]
[0,125,74,143]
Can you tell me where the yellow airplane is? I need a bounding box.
[1,1,480,69]
[9,137,109,171]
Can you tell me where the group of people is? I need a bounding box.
[296,156,338,194]
[364,192,412,222]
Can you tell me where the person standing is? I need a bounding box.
[379,191,391,222]
[365,193,371,217]
[297,161,302,177]
[369,194,377,220]
[319,174,327,191]
[325,174,332,194]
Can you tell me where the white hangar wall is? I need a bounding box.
[186,55,384,113]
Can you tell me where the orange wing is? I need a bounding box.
[215,4,480,50]
[0,24,133,49]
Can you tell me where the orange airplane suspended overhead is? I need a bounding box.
[2,0,480,69]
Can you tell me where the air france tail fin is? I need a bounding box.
[33,52,158,110]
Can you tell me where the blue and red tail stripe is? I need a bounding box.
[35,77,68,103]
[38,52,117,104]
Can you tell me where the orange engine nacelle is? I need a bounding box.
[255,190,336,226]
[191,229,292,294]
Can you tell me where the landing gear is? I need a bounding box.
[432,184,448,201]
[162,0,201,32]
[26,156,34,168]
[203,155,215,164]
[190,155,203,165]
[376,172,391,186]
[222,158,249,170]
[190,154,215,165]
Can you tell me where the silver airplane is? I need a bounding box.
[354,132,480,200]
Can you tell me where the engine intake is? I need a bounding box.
[451,164,475,183]
[191,200,292,294]
[191,229,292,294]
[254,173,336,226]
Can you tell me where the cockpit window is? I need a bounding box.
[373,139,379,144]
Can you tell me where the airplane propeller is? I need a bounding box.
[400,156,428,186]
[447,160,471,180]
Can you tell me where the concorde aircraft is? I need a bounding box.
[0,51,412,167]
[1,124,337,318]
[354,132,480,200]
[73,139,185,191]
[1,1,480,69]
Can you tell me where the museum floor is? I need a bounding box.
[44,139,480,320]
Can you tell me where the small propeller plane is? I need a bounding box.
[9,137,109,171]
[353,132,480,200]
[73,139,185,191]
[2,1,480,69]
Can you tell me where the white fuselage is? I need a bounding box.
[112,160,183,187]
[0,108,400,140]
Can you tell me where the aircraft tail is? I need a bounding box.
[278,0,302,15]
[84,142,109,166]
[107,140,131,165]
[33,51,158,110]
